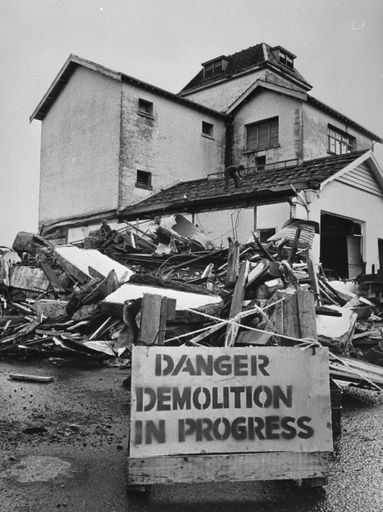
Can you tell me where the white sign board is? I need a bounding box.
[130,346,333,458]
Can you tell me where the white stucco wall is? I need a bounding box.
[119,83,226,209]
[232,89,303,166]
[308,181,383,272]
[181,70,267,111]
[194,208,255,247]
[302,103,374,160]
[255,202,291,231]
[182,68,307,112]
[39,67,121,227]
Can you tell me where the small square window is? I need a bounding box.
[202,121,214,138]
[258,228,276,243]
[255,156,266,170]
[138,98,153,117]
[135,170,152,189]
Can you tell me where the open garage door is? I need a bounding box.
[320,213,364,279]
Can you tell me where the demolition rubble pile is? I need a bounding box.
[1,217,383,390]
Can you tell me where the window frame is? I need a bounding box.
[279,51,294,69]
[201,121,215,139]
[137,98,154,118]
[257,228,276,243]
[135,170,152,190]
[327,125,355,155]
[203,57,228,78]
[245,117,279,152]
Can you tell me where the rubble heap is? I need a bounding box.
[1,218,383,390]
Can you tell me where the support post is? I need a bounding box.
[139,294,170,345]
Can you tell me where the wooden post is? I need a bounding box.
[296,289,317,341]
[280,288,300,339]
[226,238,240,285]
[139,294,169,345]
[305,249,321,305]
[273,288,317,342]
[225,261,249,347]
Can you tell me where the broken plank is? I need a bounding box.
[225,261,249,347]
[352,330,378,340]
[297,289,317,340]
[139,294,168,345]
[40,261,66,292]
[127,452,329,486]
[9,266,50,292]
[226,238,240,285]
[187,322,225,345]
[8,374,54,383]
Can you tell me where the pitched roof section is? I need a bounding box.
[180,43,312,95]
[30,55,228,122]
[120,151,368,220]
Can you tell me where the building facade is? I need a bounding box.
[31,44,383,276]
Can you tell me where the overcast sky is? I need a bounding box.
[1,0,382,246]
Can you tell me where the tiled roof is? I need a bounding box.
[180,43,311,95]
[121,151,366,219]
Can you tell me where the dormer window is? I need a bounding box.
[202,56,229,78]
[280,52,294,69]
[273,46,296,69]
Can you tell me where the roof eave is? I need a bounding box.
[120,74,228,119]
[119,186,303,221]
[30,54,122,122]
[307,96,383,143]
[31,54,227,122]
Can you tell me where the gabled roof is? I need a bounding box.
[30,54,228,122]
[226,79,307,114]
[180,43,312,95]
[120,151,375,220]
[225,83,382,142]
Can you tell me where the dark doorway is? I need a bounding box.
[320,213,363,279]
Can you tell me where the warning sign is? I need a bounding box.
[129,346,333,458]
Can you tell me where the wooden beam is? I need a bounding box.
[139,294,169,345]
[225,260,249,347]
[297,289,317,340]
[127,452,329,486]
[305,250,321,305]
[226,238,240,285]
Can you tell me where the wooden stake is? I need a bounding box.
[225,261,249,347]
[226,238,240,285]
[305,249,321,305]
[297,289,317,340]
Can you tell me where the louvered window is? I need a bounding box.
[246,117,279,151]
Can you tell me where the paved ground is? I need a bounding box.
[0,359,382,512]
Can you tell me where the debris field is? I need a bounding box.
[1,216,383,394]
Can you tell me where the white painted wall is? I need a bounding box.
[119,82,226,209]
[182,70,267,111]
[309,180,383,272]
[256,202,291,230]
[303,103,374,160]
[232,89,303,166]
[39,67,121,227]
[194,208,255,247]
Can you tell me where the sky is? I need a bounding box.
[1,0,383,246]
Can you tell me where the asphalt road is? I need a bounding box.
[0,359,382,512]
